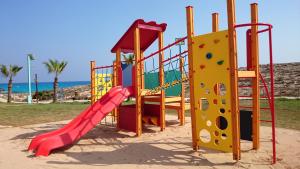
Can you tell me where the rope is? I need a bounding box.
[145,76,189,95]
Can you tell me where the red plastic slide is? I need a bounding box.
[28,86,132,156]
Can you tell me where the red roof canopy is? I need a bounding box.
[111,19,167,53]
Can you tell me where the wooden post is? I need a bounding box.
[179,57,185,126]
[90,61,95,104]
[113,61,117,122]
[212,13,219,32]
[212,13,221,98]
[113,61,117,87]
[116,48,121,86]
[186,6,198,150]
[251,3,260,150]
[141,51,145,89]
[158,31,166,131]
[116,50,121,128]
[227,0,241,160]
[134,28,142,136]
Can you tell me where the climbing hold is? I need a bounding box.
[198,44,205,48]
[217,60,224,65]
[213,99,218,104]
[214,39,220,44]
[200,65,205,69]
[206,53,213,59]
[200,82,205,88]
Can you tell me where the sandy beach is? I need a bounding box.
[0,114,299,169]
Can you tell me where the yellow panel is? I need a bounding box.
[94,74,113,100]
[191,30,233,152]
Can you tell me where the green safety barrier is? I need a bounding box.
[144,70,182,96]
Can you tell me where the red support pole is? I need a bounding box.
[246,29,252,70]
[268,26,276,164]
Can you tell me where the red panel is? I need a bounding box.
[143,104,160,118]
[143,104,161,127]
[111,19,167,53]
[119,105,136,132]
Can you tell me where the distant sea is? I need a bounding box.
[0,81,90,93]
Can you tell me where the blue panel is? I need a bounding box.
[122,63,133,87]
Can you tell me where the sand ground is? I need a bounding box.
[0,115,299,169]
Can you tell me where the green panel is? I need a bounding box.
[144,70,182,96]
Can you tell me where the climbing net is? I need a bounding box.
[92,64,116,126]
[93,65,114,100]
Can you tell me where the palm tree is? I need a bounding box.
[122,54,134,64]
[0,65,23,103]
[43,59,67,103]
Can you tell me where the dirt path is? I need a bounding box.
[0,115,299,169]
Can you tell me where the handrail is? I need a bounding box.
[234,23,273,34]
[236,22,276,164]
[94,65,113,70]
[162,50,188,64]
[136,36,187,64]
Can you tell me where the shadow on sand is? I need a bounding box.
[13,121,237,167]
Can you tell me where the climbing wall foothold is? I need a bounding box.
[217,60,224,65]
[200,65,206,69]
[214,39,220,44]
[206,53,213,59]
[199,44,205,49]
[213,99,218,104]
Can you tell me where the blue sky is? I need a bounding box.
[0,0,299,83]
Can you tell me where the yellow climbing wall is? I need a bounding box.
[94,74,112,100]
[191,30,233,152]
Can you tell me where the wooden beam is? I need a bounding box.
[186,6,198,150]
[166,102,190,110]
[90,61,95,104]
[251,3,260,150]
[134,28,142,136]
[212,13,221,96]
[141,51,145,89]
[238,70,256,78]
[212,13,219,32]
[147,102,190,110]
[158,31,166,131]
[227,0,241,160]
[116,50,122,128]
[180,56,185,125]
[116,48,121,86]
[113,61,117,122]
[143,96,181,102]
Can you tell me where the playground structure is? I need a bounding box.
[185,2,275,163]
[28,0,276,164]
[90,19,189,134]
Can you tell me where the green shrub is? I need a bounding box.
[33,91,53,100]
